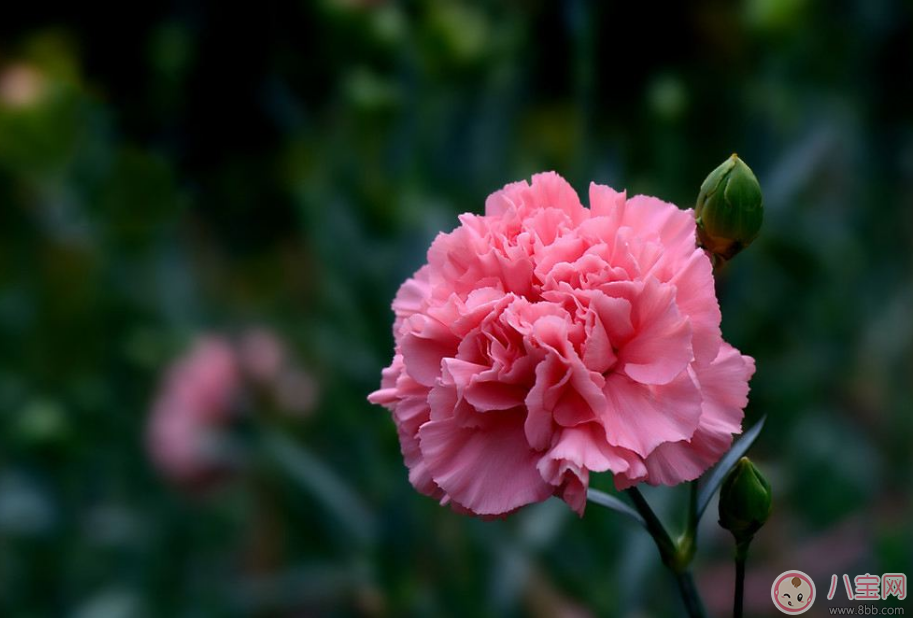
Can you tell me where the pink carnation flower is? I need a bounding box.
[369,173,755,516]
[148,329,319,488]
[147,336,242,486]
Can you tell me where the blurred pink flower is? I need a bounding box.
[148,329,319,487]
[239,328,287,384]
[369,172,755,516]
[147,337,242,486]
[238,328,319,416]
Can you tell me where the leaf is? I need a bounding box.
[261,430,376,547]
[695,415,767,521]
[586,488,646,528]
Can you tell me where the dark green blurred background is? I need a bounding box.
[1,1,911,617]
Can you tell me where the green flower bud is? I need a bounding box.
[718,457,772,542]
[695,154,763,261]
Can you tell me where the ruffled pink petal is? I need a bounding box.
[622,195,696,259]
[419,411,554,515]
[525,316,606,433]
[400,314,460,387]
[484,179,531,217]
[582,305,616,374]
[638,425,732,487]
[694,342,756,434]
[524,352,568,449]
[588,182,627,219]
[637,344,756,485]
[396,421,444,499]
[538,423,636,481]
[589,292,635,345]
[464,380,527,411]
[601,370,702,458]
[537,424,645,514]
[392,266,432,331]
[391,393,431,437]
[427,382,482,429]
[440,357,487,387]
[532,234,588,280]
[612,467,647,491]
[367,355,441,497]
[557,472,589,516]
[367,356,405,408]
[619,278,693,385]
[529,171,586,222]
[433,288,508,337]
[667,250,722,366]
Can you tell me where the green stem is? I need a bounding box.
[677,571,708,618]
[676,481,699,568]
[625,487,676,565]
[733,540,750,618]
[687,481,699,536]
[625,487,707,618]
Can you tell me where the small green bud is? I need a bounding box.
[695,154,763,261]
[718,457,772,542]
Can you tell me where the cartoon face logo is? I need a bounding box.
[771,570,816,614]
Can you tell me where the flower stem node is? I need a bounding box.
[695,154,763,261]
[718,457,772,545]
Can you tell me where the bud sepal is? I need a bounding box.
[718,456,772,544]
[695,154,764,262]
